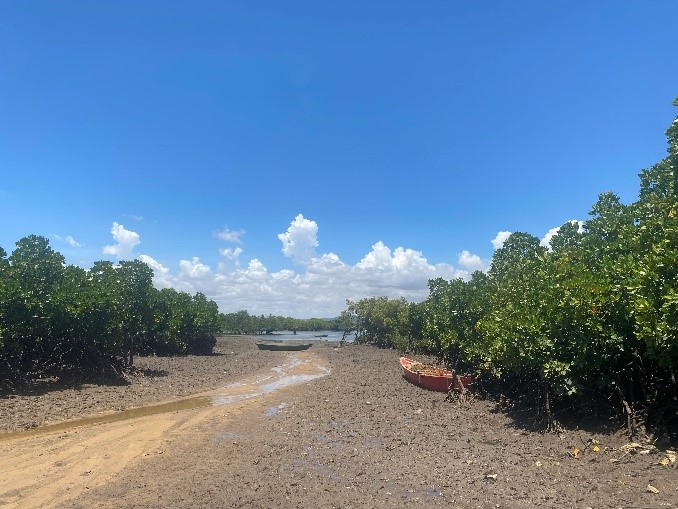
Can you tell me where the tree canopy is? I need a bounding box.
[345,100,678,435]
[0,238,221,381]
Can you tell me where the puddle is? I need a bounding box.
[264,403,288,416]
[0,352,329,442]
[211,354,329,405]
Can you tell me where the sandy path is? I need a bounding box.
[0,350,328,509]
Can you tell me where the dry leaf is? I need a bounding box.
[658,458,670,466]
[620,442,653,455]
[592,444,600,453]
[646,484,659,494]
[620,442,643,451]
[568,447,581,458]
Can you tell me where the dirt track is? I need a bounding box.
[1,337,676,508]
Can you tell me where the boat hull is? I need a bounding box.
[256,343,312,351]
[400,357,474,392]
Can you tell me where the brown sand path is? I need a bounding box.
[0,348,328,509]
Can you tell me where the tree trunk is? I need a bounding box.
[543,382,563,433]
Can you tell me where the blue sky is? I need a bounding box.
[2,1,677,318]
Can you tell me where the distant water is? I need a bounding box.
[254,330,355,342]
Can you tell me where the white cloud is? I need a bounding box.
[126,215,497,318]
[103,222,140,259]
[540,226,561,249]
[244,259,269,280]
[491,231,512,250]
[356,241,394,270]
[540,220,584,249]
[66,235,81,247]
[278,214,318,265]
[138,254,176,290]
[137,241,469,318]
[179,257,213,279]
[53,234,81,248]
[215,227,246,244]
[306,253,347,274]
[458,250,490,272]
[219,246,244,260]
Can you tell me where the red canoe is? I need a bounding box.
[400,357,474,393]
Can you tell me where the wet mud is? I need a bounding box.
[1,337,676,508]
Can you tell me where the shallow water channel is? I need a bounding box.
[0,352,329,442]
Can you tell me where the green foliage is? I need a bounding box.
[342,100,678,433]
[145,289,218,356]
[2,235,67,373]
[346,296,411,348]
[0,237,221,382]
[415,273,490,364]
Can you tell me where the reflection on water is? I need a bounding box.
[252,330,356,342]
[0,353,329,442]
[212,354,329,405]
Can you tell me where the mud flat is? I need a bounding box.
[1,337,676,508]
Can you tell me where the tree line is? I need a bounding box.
[345,100,678,434]
[0,236,348,384]
[0,236,221,382]
[219,310,347,335]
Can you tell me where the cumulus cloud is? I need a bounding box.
[235,239,461,315]
[356,241,395,270]
[540,220,584,249]
[215,227,246,244]
[137,241,469,318]
[278,214,318,265]
[103,222,140,259]
[491,231,512,250]
[53,234,81,248]
[351,243,464,293]
[179,257,213,279]
[138,254,176,290]
[540,226,561,249]
[127,215,495,318]
[458,250,490,272]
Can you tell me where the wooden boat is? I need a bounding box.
[400,357,474,393]
[256,342,312,351]
[314,334,328,338]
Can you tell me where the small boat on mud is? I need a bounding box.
[314,334,328,338]
[256,342,313,351]
[400,357,474,393]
